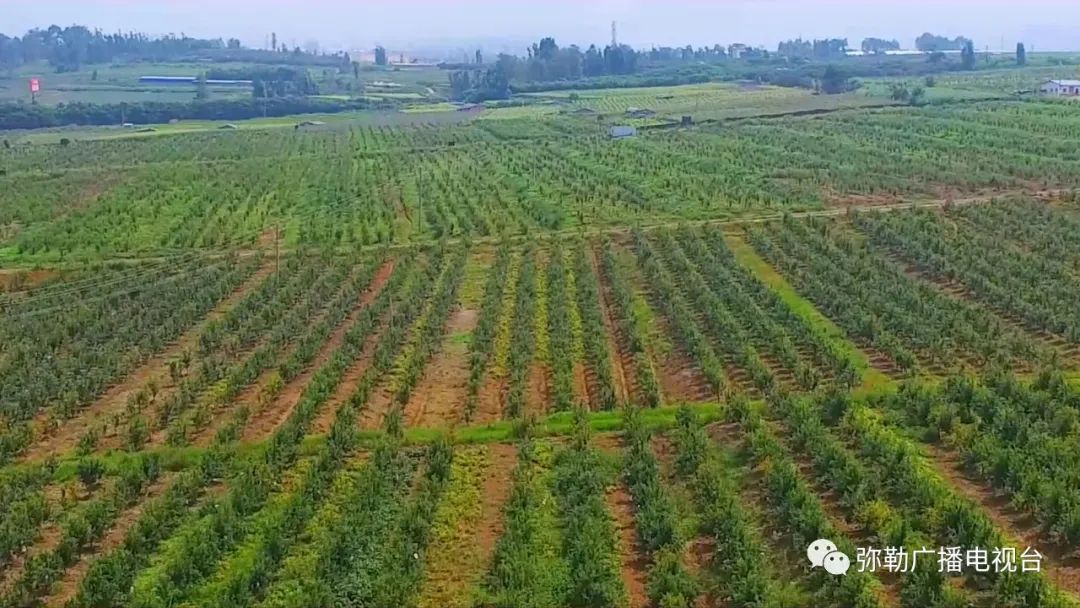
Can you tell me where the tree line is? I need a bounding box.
[448,37,661,101]
[0,24,346,73]
[0,96,385,130]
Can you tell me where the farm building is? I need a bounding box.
[625,107,656,118]
[609,126,637,139]
[1040,80,1080,96]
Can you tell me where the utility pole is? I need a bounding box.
[416,171,423,234]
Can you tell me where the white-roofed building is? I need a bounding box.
[1040,80,1080,96]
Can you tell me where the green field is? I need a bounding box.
[4,62,1080,608]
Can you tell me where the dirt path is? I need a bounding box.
[924,443,1080,595]
[40,472,179,608]
[525,363,551,419]
[241,261,396,442]
[651,314,715,405]
[358,379,396,431]
[404,307,476,429]
[607,480,650,608]
[588,245,631,405]
[573,362,590,409]
[21,258,276,463]
[474,444,517,564]
[592,434,650,608]
[473,377,506,425]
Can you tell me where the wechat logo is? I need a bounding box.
[807,539,850,575]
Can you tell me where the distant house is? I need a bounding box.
[609,126,637,139]
[1040,80,1080,96]
[625,107,656,118]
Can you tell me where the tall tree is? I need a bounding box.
[1016,42,1027,66]
[960,40,976,70]
[195,72,208,100]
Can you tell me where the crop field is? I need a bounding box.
[6,99,1080,263]
[525,82,896,122]
[4,83,1080,608]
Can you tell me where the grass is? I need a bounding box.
[416,445,489,608]
[722,231,895,395]
[19,386,917,477]
[520,81,897,123]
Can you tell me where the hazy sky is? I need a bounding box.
[5,0,1080,54]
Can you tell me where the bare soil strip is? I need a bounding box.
[525,362,552,419]
[588,245,632,405]
[403,307,477,429]
[473,377,507,425]
[592,434,650,608]
[573,362,591,409]
[608,479,650,608]
[357,377,397,431]
[21,258,276,463]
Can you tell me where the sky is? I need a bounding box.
[5,0,1080,55]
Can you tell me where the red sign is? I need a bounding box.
[29,78,40,93]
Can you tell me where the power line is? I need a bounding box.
[0,253,207,308]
